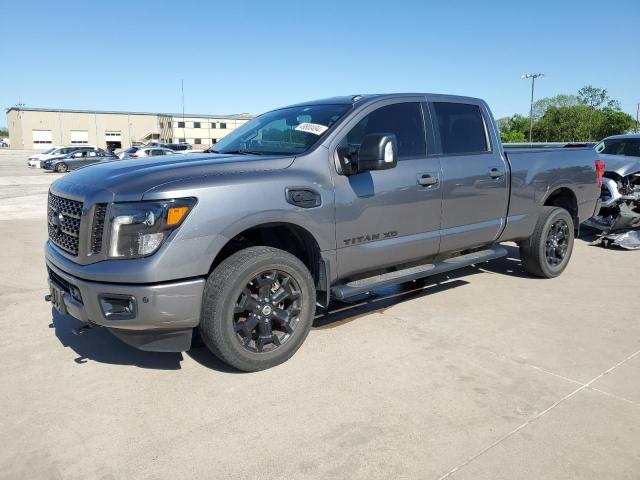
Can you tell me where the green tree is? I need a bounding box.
[0,128,8,137]
[500,130,527,143]
[497,114,530,141]
[592,108,635,139]
[578,85,612,141]
[532,94,581,121]
[532,105,590,142]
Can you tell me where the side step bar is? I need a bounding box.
[331,246,508,300]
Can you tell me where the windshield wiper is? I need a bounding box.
[220,150,267,156]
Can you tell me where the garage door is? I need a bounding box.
[32,130,53,149]
[70,130,89,144]
[105,131,122,141]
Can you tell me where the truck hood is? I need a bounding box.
[51,153,295,201]
[600,154,640,177]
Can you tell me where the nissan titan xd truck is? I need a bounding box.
[45,93,602,371]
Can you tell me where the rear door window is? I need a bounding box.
[432,102,489,155]
[346,102,426,160]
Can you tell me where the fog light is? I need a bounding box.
[99,295,137,320]
[69,284,83,304]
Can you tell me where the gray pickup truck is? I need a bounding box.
[45,94,602,371]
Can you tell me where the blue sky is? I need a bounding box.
[1,0,638,125]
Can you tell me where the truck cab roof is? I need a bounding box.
[284,93,485,109]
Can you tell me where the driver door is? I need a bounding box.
[332,99,442,280]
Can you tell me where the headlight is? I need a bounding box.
[108,198,196,259]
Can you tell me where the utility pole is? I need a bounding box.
[181,80,186,143]
[636,103,639,133]
[522,73,544,144]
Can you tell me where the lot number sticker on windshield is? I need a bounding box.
[295,123,328,135]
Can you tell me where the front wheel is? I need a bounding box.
[55,162,68,173]
[199,246,316,372]
[519,206,574,278]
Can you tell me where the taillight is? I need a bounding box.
[595,159,605,187]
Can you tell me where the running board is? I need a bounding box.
[331,246,508,300]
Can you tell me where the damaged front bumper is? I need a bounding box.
[584,172,640,249]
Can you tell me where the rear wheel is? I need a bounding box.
[55,162,68,173]
[519,206,574,278]
[199,246,316,372]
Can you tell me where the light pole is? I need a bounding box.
[522,73,544,143]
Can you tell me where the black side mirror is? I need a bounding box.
[356,133,398,173]
[335,133,399,176]
[358,133,398,172]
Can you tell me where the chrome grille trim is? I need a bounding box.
[90,204,108,254]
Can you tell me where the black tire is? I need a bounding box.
[55,162,68,173]
[519,206,574,278]
[200,246,316,372]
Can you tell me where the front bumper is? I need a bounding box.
[46,259,205,351]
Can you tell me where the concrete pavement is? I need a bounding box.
[0,149,638,479]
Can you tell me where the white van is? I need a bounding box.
[28,145,97,168]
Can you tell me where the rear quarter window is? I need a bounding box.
[433,102,489,155]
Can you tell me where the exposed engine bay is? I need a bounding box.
[585,168,640,249]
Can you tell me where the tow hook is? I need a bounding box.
[72,324,95,336]
[44,294,52,302]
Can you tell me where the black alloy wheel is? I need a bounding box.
[199,246,316,371]
[545,219,570,266]
[519,206,574,278]
[232,270,302,353]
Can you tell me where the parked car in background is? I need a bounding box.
[118,146,176,159]
[158,143,192,152]
[44,93,602,371]
[28,145,98,168]
[0,137,9,148]
[42,149,118,173]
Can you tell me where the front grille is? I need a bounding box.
[48,193,83,256]
[90,204,107,254]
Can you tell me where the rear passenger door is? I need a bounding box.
[430,100,509,253]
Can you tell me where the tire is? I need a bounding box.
[200,246,316,372]
[55,162,68,173]
[519,206,574,278]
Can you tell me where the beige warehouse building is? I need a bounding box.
[6,107,253,150]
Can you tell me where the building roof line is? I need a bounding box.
[5,106,254,120]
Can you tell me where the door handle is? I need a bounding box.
[418,174,438,187]
[489,167,504,179]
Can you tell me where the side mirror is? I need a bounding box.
[356,133,398,173]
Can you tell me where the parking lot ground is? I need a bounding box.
[1,149,639,479]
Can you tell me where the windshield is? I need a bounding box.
[211,104,351,155]
[595,138,640,157]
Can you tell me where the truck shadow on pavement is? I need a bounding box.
[50,245,532,372]
[314,244,531,329]
[50,310,185,370]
